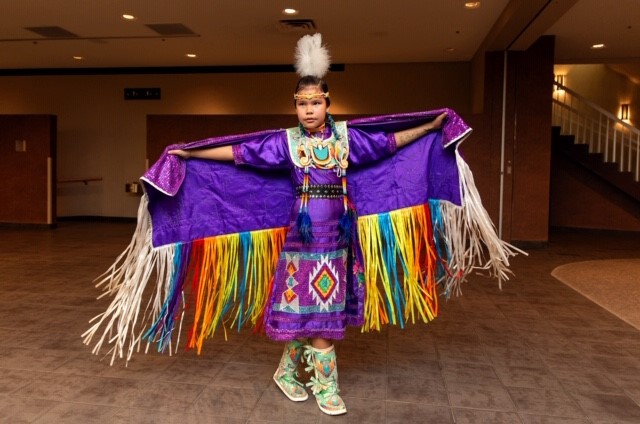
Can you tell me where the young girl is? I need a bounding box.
[167,64,446,415]
[84,34,521,417]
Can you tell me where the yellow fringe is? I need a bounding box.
[358,205,438,332]
[188,227,287,353]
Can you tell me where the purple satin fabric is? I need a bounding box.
[142,108,470,247]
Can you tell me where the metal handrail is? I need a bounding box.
[552,81,640,182]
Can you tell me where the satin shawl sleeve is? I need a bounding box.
[140,128,294,247]
[232,132,292,169]
[347,128,397,166]
[345,108,471,216]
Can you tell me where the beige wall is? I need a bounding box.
[554,64,640,127]
[0,62,470,218]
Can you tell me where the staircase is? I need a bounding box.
[552,82,640,202]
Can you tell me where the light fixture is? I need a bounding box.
[73,56,83,60]
[620,103,630,121]
[282,8,298,15]
[554,74,565,89]
[186,53,197,58]
[122,14,136,20]
[590,43,605,49]
[464,2,481,9]
[444,47,456,53]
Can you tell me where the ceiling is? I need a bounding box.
[0,0,638,81]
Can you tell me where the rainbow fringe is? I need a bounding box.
[358,204,438,332]
[144,228,287,355]
[184,229,286,353]
[82,196,287,364]
[84,152,525,364]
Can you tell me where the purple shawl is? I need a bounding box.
[141,108,471,247]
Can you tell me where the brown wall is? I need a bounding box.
[550,153,640,231]
[511,37,555,242]
[0,115,56,225]
[481,36,555,244]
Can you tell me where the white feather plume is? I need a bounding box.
[294,33,331,78]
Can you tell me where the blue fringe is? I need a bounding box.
[338,208,356,245]
[378,213,407,328]
[144,242,191,352]
[428,199,451,291]
[237,232,251,330]
[296,210,314,244]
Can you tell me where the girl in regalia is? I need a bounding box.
[83,33,521,417]
[168,35,446,415]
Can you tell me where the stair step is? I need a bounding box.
[552,128,640,202]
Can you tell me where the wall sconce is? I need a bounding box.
[554,74,565,91]
[620,103,630,121]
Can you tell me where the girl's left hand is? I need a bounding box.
[430,112,447,130]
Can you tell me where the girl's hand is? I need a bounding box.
[394,111,449,148]
[168,149,191,159]
[430,112,447,130]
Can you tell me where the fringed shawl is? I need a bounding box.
[83,108,524,364]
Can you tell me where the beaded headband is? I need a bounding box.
[293,92,330,101]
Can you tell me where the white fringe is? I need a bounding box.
[434,151,526,297]
[81,194,176,365]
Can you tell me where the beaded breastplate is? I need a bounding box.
[286,121,353,245]
[286,121,349,174]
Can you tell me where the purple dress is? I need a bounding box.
[232,123,397,341]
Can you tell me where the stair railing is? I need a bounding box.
[552,81,640,182]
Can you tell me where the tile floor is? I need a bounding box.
[0,222,639,423]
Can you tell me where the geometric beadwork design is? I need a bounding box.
[286,253,299,275]
[283,288,297,304]
[308,254,340,311]
[312,268,337,301]
[281,253,300,313]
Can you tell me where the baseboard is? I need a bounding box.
[510,240,548,249]
[57,216,137,224]
[550,226,640,235]
[0,222,57,229]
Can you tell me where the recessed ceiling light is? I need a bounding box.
[464,2,481,9]
[283,8,299,15]
[444,47,456,52]
[186,53,197,58]
[73,56,83,60]
[122,14,137,20]
[590,43,605,49]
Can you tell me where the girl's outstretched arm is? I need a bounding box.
[167,112,447,161]
[168,145,234,161]
[393,112,447,148]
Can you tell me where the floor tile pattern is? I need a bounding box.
[0,223,639,423]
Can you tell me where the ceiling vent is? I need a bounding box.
[278,19,316,33]
[145,23,196,36]
[24,26,78,38]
